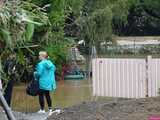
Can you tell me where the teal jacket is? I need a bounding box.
[34,59,56,91]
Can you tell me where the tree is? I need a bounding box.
[114,0,160,36]
[79,0,136,53]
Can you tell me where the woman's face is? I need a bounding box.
[39,54,44,60]
[38,52,47,60]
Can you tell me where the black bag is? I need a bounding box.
[26,80,39,96]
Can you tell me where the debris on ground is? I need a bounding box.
[48,97,160,120]
[0,110,48,120]
[0,107,62,120]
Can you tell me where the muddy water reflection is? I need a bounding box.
[12,80,92,112]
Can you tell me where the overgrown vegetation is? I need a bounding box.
[0,0,49,84]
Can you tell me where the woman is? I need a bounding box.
[34,51,56,115]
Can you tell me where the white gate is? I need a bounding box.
[148,58,160,97]
[92,57,160,98]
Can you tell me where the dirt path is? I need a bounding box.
[48,97,160,120]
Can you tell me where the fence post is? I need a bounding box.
[146,55,152,97]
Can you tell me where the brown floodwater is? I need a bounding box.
[11,80,92,112]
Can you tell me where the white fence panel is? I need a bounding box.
[148,58,160,97]
[92,58,146,98]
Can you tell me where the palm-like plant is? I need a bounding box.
[0,0,48,48]
[0,0,48,84]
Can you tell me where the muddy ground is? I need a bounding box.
[48,97,160,120]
